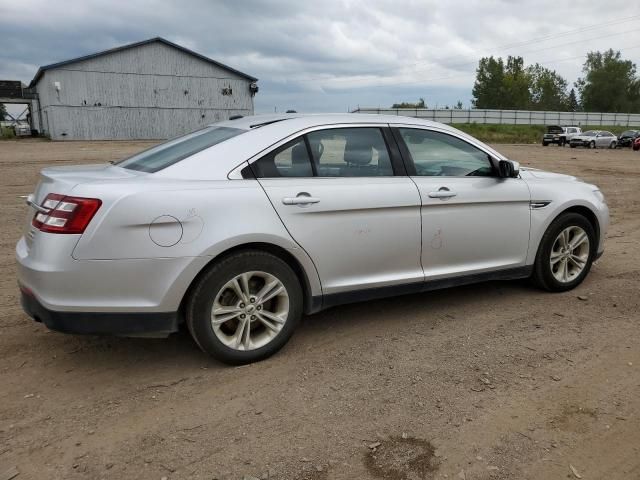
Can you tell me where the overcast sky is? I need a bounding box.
[1,0,640,116]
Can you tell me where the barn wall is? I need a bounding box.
[35,41,255,140]
[42,106,252,140]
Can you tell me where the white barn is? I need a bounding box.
[29,37,258,140]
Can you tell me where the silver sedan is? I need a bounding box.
[17,114,609,364]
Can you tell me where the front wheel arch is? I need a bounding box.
[532,205,600,270]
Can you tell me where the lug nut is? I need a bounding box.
[250,297,256,303]
[250,315,256,320]
[240,303,245,308]
[257,305,262,310]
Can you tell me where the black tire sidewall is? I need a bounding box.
[534,213,597,292]
[187,251,303,365]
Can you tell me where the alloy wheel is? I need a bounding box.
[210,271,289,351]
[550,226,590,283]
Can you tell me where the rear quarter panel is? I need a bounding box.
[71,178,322,298]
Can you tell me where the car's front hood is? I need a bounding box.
[520,167,577,181]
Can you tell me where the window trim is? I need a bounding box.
[390,126,499,178]
[242,124,404,179]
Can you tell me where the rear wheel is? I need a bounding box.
[186,250,303,365]
[532,213,596,292]
[589,141,596,149]
[542,142,549,147]
[609,141,617,149]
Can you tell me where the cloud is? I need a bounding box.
[1,0,638,113]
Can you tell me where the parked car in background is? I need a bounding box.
[616,129,640,148]
[633,137,640,151]
[542,125,582,147]
[13,123,31,137]
[17,114,609,364]
[569,130,617,149]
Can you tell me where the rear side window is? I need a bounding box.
[249,127,394,178]
[307,128,393,177]
[117,126,244,173]
[251,139,314,178]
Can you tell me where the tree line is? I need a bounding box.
[472,49,640,112]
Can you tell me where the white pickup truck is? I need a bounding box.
[542,125,582,147]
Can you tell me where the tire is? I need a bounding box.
[542,142,549,147]
[532,213,596,292]
[186,250,303,365]
[589,141,596,149]
[610,141,617,149]
[559,137,566,147]
[570,144,576,148]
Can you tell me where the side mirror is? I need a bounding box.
[498,159,519,178]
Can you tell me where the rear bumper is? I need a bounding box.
[20,289,179,336]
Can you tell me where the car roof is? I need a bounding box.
[212,113,455,131]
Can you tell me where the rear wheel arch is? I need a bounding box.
[179,242,318,320]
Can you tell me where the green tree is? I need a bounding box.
[502,56,532,109]
[0,103,6,121]
[391,97,426,108]
[576,49,640,112]
[527,64,569,110]
[567,88,579,112]
[454,100,463,109]
[472,56,506,108]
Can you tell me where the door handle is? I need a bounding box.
[428,188,457,199]
[282,195,320,205]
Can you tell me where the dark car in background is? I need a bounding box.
[542,125,581,147]
[617,130,640,148]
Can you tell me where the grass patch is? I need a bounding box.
[450,123,637,144]
[1,126,16,139]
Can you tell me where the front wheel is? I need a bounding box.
[589,141,596,149]
[609,141,617,149]
[186,250,303,365]
[532,213,596,292]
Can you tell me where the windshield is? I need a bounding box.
[117,126,245,172]
[583,131,597,137]
[621,130,637,137]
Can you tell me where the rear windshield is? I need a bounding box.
[621,130,637,136]
[583,131,597,136]
[117,126,245,172]
[546,126,563,133]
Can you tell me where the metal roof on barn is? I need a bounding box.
[29,36,257,87]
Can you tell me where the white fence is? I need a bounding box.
[352,108,640,127]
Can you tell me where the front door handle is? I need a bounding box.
[428,188,457,199]
[282,194,320,205]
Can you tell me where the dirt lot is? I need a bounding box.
[0,139,639,480]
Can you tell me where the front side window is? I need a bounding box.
[117,126,245,173]
[398,128,493,177]
[306,128,393,177]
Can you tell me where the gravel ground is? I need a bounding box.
[0,139,638,480]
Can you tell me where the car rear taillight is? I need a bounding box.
[32,193,102,234]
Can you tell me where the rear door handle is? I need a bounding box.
[282,196,320,205]
[428,189,457,199]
